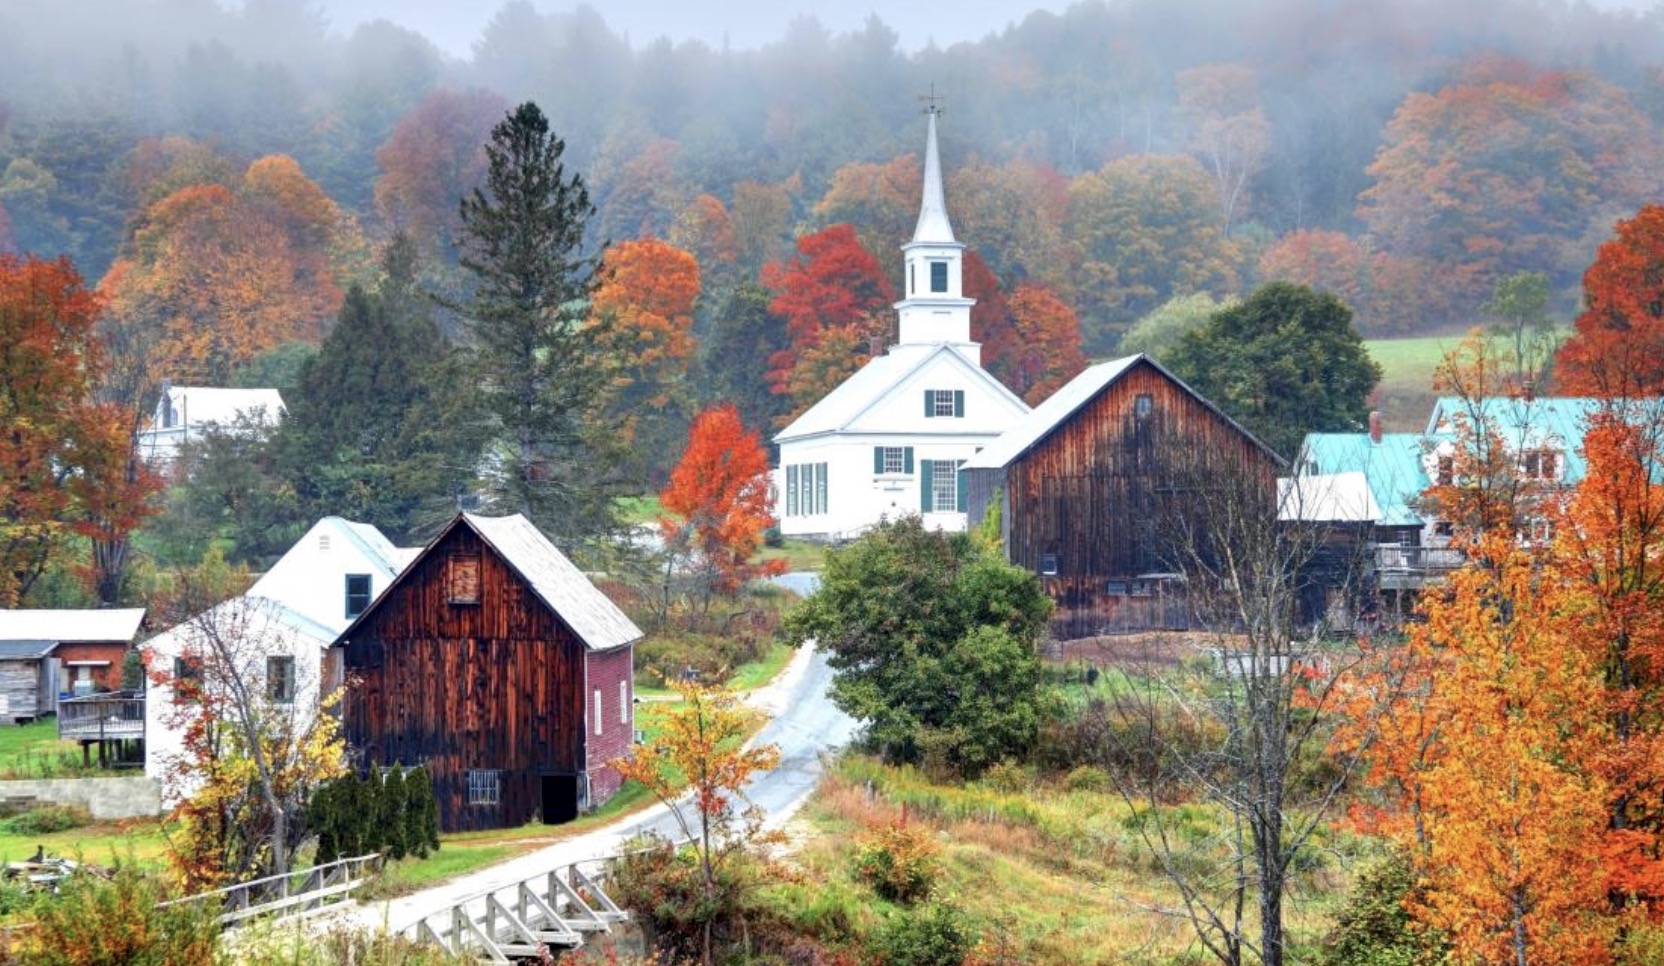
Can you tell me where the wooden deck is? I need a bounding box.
[56,693,144,742]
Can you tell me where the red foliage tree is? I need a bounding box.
[1556,205,1664,398]
[658,404,786,607]
[987,282,1086,405]
[761,224,893,398]
[373,88,506,249]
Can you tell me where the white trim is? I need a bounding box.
[63,660,111,667]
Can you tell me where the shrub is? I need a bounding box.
[308,768,438,862]
[1,806,90,836]
[867,901,976,966]
[1062,765,1110,793]
[1320,849,1445,966]
[853,822,940,905]
[22,863,220,966]
[979,760,1028,795]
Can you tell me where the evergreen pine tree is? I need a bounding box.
[382,766,409,860]
[404,766,439,858]
[455,101,620,550]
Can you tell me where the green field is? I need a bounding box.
[1363,332,1466,432]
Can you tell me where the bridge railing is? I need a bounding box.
[159,852,383,927]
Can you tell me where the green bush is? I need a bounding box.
[852,823,940,905]
[866,901,976,966]
[1063,764,1111,793]
[1321,849,1445,966]
[308,768,437,862]
[979,760,1028,795]
[22,863,220,966]
[1,806,90,836]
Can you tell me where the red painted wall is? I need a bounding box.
[583,644,634,806]
[53,643,128,691]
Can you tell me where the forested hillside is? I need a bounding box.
[3,0,1662,348]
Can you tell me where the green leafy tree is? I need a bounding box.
[1165,282,1382,460]
[453,101,618,550]
[694,281,790,435]
[1119,292,1239,362]
[1482,269,1556,384]
[277,236,480,544]
[782,517,1053,776]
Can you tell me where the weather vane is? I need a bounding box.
[919,83,945,115]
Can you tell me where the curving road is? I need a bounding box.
[337,637,857,936]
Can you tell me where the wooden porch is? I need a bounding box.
[56,692,145,742]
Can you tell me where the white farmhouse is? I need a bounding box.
[136,383,287,463]
[774,108,1031,539]
[143,517,416,792]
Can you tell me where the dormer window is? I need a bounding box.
[345,574,372,619]
[1522,448,1559,481]
[924,389,964,418]
[929,261,948,293]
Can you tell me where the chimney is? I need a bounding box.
[866,334,885,358]
[1368,411,1382,445]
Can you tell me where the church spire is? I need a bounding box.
[912,106,956,244]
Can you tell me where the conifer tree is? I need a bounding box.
[454,101,619,549]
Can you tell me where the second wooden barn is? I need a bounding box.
[962,354,1284,639]
[334,513,641,832]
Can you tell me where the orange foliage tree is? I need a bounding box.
[373,87,505,251]
[0,255,157,605]
[990,283,1086,406]
[593,237,700,415]
[813,153,920,272]
[1556,205,1664,398]
[658,403,786,610]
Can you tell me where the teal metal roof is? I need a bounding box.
[1425,396,1607,484]
[1296,432,1429,527]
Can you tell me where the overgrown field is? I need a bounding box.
[775,755,1364,966]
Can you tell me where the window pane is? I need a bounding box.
[345,574,372,618]
[930,261,948,293]
[932,390,956,417]
[882,447,905,474]
[932,460,957,511]
[267,656,295,704]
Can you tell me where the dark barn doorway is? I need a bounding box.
[542,774,579,824]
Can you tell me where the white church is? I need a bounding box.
[774,108,1031,540]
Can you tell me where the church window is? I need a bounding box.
[786,466,799,516]
[921,459,964,512]
[784,463,828,516]
[875,446,913,475]
[925,389,964,418]
[929,261,948,293]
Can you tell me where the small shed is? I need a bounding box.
[0,641,60,722]
[0,609,145,706]
[335,513,643,832]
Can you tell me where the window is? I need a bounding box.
[594,689,604,736]
[909,264,915,294]
[173,657,199,684]
[448,554,480,604]
[1040,553,1059,576]
[466,769,501,806]
[931,460,958,512]
[1134,394,1153,418]
[1436,455,1455,487]
[930,260,949,293]
[620,680,629,725]
[1106,580,1129,596]
[924,389,964,418]
[318,533,330,552]
[267,656,296,704]
[876,446,913,475]
[345,574,372,619]
[1434,521,1455,538]
[1522,448,1559,480]
[786,465,799,516]
[785,463,828,516]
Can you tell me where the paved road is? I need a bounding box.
[338,641,857,936]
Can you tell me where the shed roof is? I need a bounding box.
[962,354,1281,471]
[0,609,144,644]
[1277,472,1381,523]
[0,641,57,660]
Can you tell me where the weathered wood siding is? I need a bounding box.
[0,661,47,721]
[341,525,588,832]
[974,359,1281,639]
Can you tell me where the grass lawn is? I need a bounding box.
[617,495,664,525]
[0,719,100,780]
[1363,332,1466,432]
[636,642,796,699]
[0,818,173,869]
[755,539,826,572]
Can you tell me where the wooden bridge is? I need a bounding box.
[160,853,384,926]
[400,857,630,962]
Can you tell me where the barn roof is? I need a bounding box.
[0,609,145,644]
[963,354,1281,471]
[463,514,642,651]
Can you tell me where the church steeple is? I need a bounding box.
[895,100,976,359]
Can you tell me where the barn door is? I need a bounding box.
[542,774,579,825]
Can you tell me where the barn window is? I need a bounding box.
[448,554,481,605]
[1040,553,1059,576]
[466,769,502,806]
[1134,394,1153,418]
[267,656,296,704]
[930,260,948,293]
[344,574,372,619]
[594,689,604,736]
[1106,580,1129,596]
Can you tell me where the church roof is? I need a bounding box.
[910,109,956,244]
[774,344,1026,442]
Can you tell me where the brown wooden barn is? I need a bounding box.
[333,513,642,832]
[962,355,1284,639]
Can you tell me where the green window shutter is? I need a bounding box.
[904,447,914,474]
[953,390,965,417]
[874,447,885,473]
[924,390,934,418]
[920,459,935,512]
[956,460,968,514]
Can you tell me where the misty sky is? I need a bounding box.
[311,0,1077,55]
